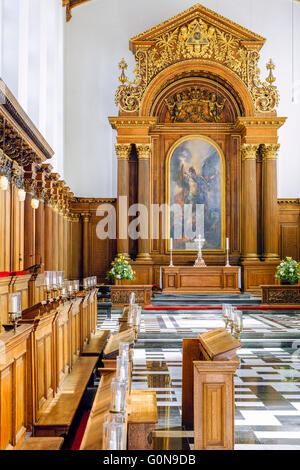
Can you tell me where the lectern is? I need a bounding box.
[182,328,240,450]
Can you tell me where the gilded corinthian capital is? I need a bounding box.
[136,144,151,160]
[241,144,259,161]
[115,143,131,160]
[261,144,280,160]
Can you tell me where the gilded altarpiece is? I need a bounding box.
[109,3,286,292]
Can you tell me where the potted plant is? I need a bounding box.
[106,255,135,285]
[275,257,300,285]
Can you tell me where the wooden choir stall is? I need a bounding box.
[0,79,104,450]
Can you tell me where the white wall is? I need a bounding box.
[0,0,64,176]
[64,0,300,199]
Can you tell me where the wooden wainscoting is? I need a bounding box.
[278,199,300,261]
[69,198,117,283]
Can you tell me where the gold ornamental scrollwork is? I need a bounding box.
[115,7,279,115]
[165,87,226,123]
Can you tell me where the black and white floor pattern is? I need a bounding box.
[98,308,300,450]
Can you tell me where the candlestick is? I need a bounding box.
[169,238,174,267]
[225,237,231,267]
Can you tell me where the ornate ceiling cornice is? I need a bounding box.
[63,0,92,22]
[0,79,54,164]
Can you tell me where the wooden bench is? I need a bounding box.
[103,328,136,359]
[80,369,157,450]
[19,437,64,451]
[80,370,116,450]
[34,356,98,437]
[81,330,110,356]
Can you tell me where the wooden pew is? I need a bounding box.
[182,328,240,450]
[81,330,110,357]
[20,437,64,451]
[103,328,136,359]
[80,370,116,450]
[80,371,158,450]
[34,355,98,437]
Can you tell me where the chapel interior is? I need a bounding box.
[0,0,300,453]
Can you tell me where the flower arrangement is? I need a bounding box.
[106,255,135,282]
[275,257,300,285]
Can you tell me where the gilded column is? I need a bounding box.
[241,144,259,260]
[82,212,90,278]
[261,144,280,261]
[115,143,131,259]
[136,143,152,260]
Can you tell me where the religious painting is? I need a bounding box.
[166,136,224,251]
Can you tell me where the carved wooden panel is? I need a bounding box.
[243,264,277,292]
[194,361,238,450]
[262,285,300,305]
[278,201,300,262]
[0,365,13,449]
[280,225,299,261]
[203,383,225,447]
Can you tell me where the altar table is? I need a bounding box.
[161,266,240,294]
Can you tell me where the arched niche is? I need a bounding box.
[149,75,243,124]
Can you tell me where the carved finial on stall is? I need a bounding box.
[266,59,276,85]
[118,58,129,85]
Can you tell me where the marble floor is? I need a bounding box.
[98,307,300,450]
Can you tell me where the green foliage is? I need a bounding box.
[106,255,135,281]
[275,257,300,284]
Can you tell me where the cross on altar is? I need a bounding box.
[194,234,206,267]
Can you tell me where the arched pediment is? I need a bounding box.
[141,61,251,119]
[115,3,279,116]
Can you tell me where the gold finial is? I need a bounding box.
[266,59,276,85]
[118,58,129,85]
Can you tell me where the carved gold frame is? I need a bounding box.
[165,135,226,254]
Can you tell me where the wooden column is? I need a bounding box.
[52,207,58,271]
[241,144,259,260]
[10,183,24,272]
[35,169,46,270]
[63,213,68,276]
[44,202,53,271]
[115,143,131,259]
[136,144,151,260]
[0,165,11,271]
[24,193,35,269]
[35,199,44,268]
[261,144,280,261]
[82,212,90,278]
[58,210,64,271]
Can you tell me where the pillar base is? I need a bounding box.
[136,252,152,261]
[240,255,260,262]
[262,255,280,262]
